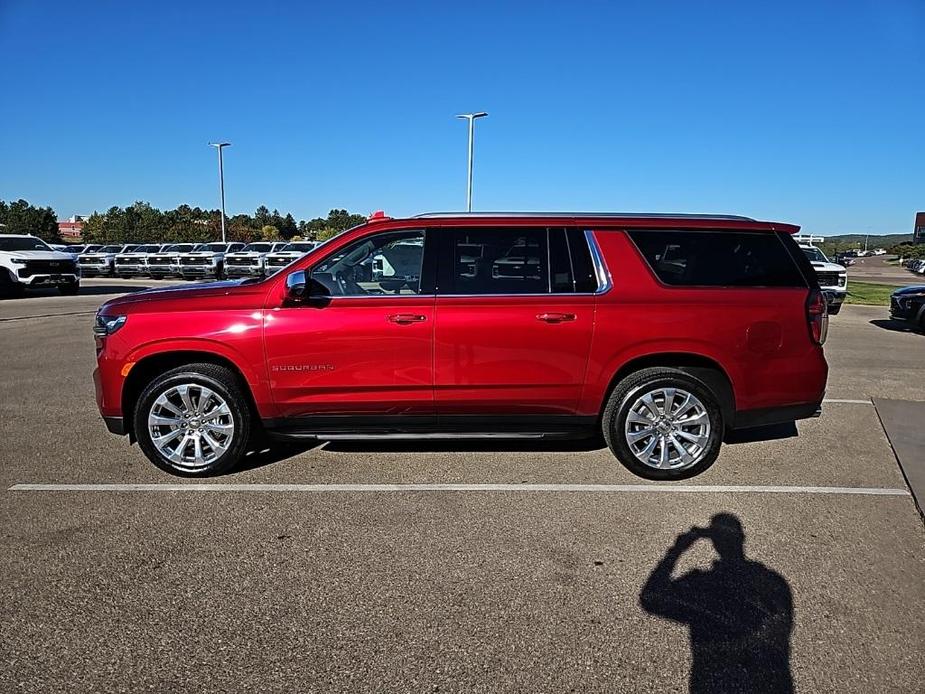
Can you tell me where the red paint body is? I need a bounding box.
[94,215,827,432]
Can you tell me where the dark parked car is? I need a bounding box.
[890,285,925,331]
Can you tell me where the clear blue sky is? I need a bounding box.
[1,0,922,235]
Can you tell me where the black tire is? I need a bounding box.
[58,281,80,295]
[602,367,724,480]
[1,282,25,299]
[134,363,252,477]
[828,304,842,315]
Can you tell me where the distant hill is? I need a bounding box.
[822,233,912,247]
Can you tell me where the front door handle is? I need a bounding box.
[536,312,577,323]
[388,313,427,324]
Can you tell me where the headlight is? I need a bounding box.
[838,274,847,287]
[93,314,127,337]
[10,258,26,265]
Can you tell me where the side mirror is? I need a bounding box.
[285,270,307,302]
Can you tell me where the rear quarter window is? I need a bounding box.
[628,230,807,288]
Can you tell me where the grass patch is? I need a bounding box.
[845,281,899,306]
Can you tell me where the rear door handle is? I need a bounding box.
[536,312,577,323]
[388,313,427,324]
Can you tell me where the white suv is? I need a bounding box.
[0,234,81,297]
[800,244,847,314]
[177,242,246,280]
[223,242,287,278]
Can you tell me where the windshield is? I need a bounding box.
[99,245,122,253]
[244,243,272,252]
[139,245,161,253]
[66,245,85,253]
[801,247,829,263]
[0,236,52,252]
[164,244,195,252]
[283,242,316,252]
[201,243,229,251]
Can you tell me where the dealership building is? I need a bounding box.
[915,212,925,244]
[58,215,88,240]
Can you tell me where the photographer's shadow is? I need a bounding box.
[639,513,794,694]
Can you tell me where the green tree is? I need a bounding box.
[0,199,60,242]
[254,205,271,228]
[314,227,342,242]
[260,225,280,241]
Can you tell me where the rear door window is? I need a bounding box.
[628,230,807,287]
[440,227,599,295]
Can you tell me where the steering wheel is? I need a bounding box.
[335,270,350,295]
[335,269,364,296]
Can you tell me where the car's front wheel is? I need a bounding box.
[134,363,251,477]
[603,367,723,480]
[58,280,79,295]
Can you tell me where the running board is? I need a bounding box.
[311,432,547,441]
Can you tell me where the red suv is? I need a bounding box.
[93,213,828,480]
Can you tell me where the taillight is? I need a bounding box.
[806,289,828,345]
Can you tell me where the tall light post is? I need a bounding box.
[456,112,487,212]
[208,142,231,242]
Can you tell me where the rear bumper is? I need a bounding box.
[731,401,822,430]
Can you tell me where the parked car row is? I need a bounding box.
[901,258,925,276]
[66,241,319,280]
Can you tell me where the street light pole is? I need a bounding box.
[456,113,487,212]
[208,142,231,243]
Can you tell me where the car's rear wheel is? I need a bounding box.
[134,363,251,477]
[603,367,723,480]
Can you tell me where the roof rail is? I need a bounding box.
[412,211,756,221]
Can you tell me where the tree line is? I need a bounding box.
[0,199,367,244]
[0,200,60,242]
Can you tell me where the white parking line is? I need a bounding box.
[823,398,874,405]
[7,483,910,496]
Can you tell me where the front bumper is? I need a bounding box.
[225,265,264,277]
[19,273,80,286]
[147,265,178,276]
[890,296,923,322]
[113,264,147,275]
[79,264,111,276]
[822,289,846,308]
[179,265,220,277]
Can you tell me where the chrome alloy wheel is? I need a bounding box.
[623,387,711,470]
[147,384,235,471]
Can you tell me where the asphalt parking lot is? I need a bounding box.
[1,278,923,693]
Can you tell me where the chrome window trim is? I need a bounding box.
[584,229,612,295]
[300,226,613,300]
